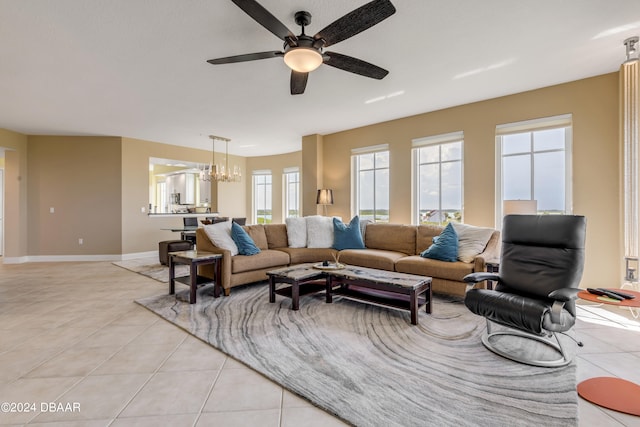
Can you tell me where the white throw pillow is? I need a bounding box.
[306,215,334,248]
[285,217,307,248]
[451,222,494,263]
[203,220,239,256]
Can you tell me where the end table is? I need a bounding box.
[169,250,222,304]
[485,260,500,290]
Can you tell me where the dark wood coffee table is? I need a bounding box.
[267,263,432,325]
[329,265,432,325]
[169,250,222,304]
[267,264,331,311]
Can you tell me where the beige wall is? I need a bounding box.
[245,151,302,224]
[319,73,620,288]
[120,137,247,254]
[27,136,123,255]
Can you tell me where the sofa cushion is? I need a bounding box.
[339,249,406,272]
[364,223,416,255]
[275,247,338,264]
[231,249,290,274]
[395,255,475,282]
[242,224,269,250]
[264,224,288,249]
[420,223,458,262]
[451,222,494,263]
[416,224,445,254]
[231,222,260,256]
[307,215,334,248]
[285,217,307,248]
[333,216,365,250]
[203,220,239,256]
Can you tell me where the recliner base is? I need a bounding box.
[481,320,573,368]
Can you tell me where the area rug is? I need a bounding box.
[136,285,578,427]
[113,257,188,283]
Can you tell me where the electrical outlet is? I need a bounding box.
[141,206,146,213]
[50,207,55,214]
[78,238,83,245]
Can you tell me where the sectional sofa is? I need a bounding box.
[195,218,500,297]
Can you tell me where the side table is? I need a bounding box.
[485,260,500,290]
[576,288,640,416]
[169,250,222,304]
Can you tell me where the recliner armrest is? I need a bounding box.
[548,288,581,302]
[463,272,499,283]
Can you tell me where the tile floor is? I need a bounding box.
[0,260,638,426]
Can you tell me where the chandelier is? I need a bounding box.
[200,135,241,183]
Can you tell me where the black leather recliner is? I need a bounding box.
[463,214,586,367]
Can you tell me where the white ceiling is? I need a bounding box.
[1,0,639,157]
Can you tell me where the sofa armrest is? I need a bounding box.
[196,228,232,290]
[473,230,501,272]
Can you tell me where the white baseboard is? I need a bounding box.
[2,251,158,264]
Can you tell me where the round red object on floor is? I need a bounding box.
[578,377,640,416]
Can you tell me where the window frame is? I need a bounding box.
[252,169,272,225]
[351,144,390,223]
[495,114,573,228]
[283,167,300,219]
[411,131,464,225]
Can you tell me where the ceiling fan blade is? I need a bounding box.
[323,51,389,79]
[232,0,296,42]
[207,51,283,64]
[290,71,308,95]
[313,0,396,48]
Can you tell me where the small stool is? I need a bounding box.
[159,240,193,265]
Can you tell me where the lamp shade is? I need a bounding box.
[316,189,334,205]
[284,48,323,73]
[503,199,538,215]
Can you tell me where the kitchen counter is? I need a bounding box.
[148,212,219,218]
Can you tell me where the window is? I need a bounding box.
[253,170,272,224]
[283,167,300,218]
[496,114,572,226]
[412,132,463,225]
[351,144,389,222]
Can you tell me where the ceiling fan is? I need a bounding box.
[207,0,396,95]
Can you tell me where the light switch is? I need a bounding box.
[49,207,55,214]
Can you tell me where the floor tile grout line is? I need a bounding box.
[109,332,190,422]
[23,312,182,424]
[576,303,638,329]
[192,360,226,427]
[278,387,285,427]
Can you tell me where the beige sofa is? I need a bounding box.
[195,222,500,297]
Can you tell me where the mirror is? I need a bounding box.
[149,157,212,214]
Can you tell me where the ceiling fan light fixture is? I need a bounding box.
[284,47,323,73]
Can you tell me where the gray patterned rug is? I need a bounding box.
[113,257,188,283]
[136,284,578,427]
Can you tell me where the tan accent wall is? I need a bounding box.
[26,136,122,255]
[0,128,28,258]
[319,73,620,288]
[301,134,324,216]
[245,151,302,224]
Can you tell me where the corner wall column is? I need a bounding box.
[301,134,324,216]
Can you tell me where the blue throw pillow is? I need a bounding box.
[333,216,365,250]
[420,223,458,262]
[231,222,261,256]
